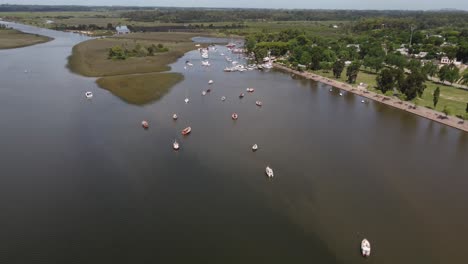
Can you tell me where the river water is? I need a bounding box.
[1,22,468,264]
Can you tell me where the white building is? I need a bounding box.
[116,25,130,34]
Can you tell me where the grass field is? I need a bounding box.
[68,32,206,105]
[0,28,52,49]
[312,68,468,117]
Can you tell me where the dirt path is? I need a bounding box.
[274,64,468,133]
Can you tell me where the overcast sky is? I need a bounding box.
[1,0,467,10]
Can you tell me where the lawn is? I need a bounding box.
[0,28,52,49]
[312,67,468,117]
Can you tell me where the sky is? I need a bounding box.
[1,0,467,10]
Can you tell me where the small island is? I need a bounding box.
[68,32,208,105]
[0,24,52,49]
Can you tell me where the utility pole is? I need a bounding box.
[409,25,416,47]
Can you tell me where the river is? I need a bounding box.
[1,22,468,264]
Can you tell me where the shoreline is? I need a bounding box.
[274,63,468,133]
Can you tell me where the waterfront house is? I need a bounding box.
[116,25,130,34]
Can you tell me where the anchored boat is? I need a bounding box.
[252,144,258,151]
[173,114,178,120]
[265,166,274,178]
[181,127,192,135]
[141,121,149,129]
[85,91,93,99]
[361,239,371,257]
[256,101,263,107]
[173,140,180,150]
[232,113,238,120]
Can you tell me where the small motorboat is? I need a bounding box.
[85,91,93,99]
[256,101,263,107]
[208,80,214,85]
[220,53,225,56]
[173,140,180,150]
[201,60,211,67]
[185,98,189,104]
[246,88,255,93]
[265,166,274,178]
[361,100,365,103]
[202,91,207,96]
[252,144,258,151]
[183,66,187,70]
[141,121,149,129]
[173,114,178,120]
[329,88,332,92]
[339,92,343,96]
[239,93,245,99]
[221,96,226,101]
[181,126,192,135]
[232,113,238,120]
[361,239,371,257]
[186,62,193,67]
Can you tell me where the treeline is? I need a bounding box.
[54,23,114,31]
[0,4,148,12]
[121,9,468,23]
[127,23,247,32]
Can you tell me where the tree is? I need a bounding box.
[385,53,407,69]
[332,60,345,79]
[320,62,332,72]
[399,70,426,100]
[108,45,127,60]
[422,62,438,77]
[346,61,361,84]
[363,56,384,72]
[106,23,114,30]
[376,68,398,94]
[438,64,460,84]
[466,102,468,113]
[310,46,323,70]
[462,73,468,85]
[433,87,440,107]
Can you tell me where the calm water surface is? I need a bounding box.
[1,22,468,264]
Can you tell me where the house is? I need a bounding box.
[440,56,452,64]
[396,48,409,56]
[414,52,428,59]
[116,25,130,34]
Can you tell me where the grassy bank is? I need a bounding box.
[0,28,52,49]
[312,68,468,117]
[68,32,206,105]
[97,72,183,105]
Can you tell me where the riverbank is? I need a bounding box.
[68,32,210,105]
[0,28,52,49]
[274,63,468,133]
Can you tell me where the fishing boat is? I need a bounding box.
[256,101,263,107]
[173,114,178,120]
[181,127,192,135]
[221,96,226,101]
[185,98,190,104]
[208,80,214,85]
[265,166,274,178]
[85,91,93,99]
[252,144,258,151]
[239,93,245,98]
[202,91,207,96]
[173,140,180,150]
[246,88,254,93]
[361,239,371,257]
[232,113,238,120]
[141,121,149,129]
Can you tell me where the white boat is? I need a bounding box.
[256,101,263,107]
[185,98,189,104]
[329,88,332,92]
[141,121,149,129]
[265,166,274,178]
[208,80,214,85]
[220,53,225,56]
[252,144,258,151]
[201,53,209,59]
[221,96,226,101]
[361,100,365,103]
[187,62,193,67]
[232,113,238,120]
[195,44,201,47]
[173,140,180,150]
[246,88,254,93]
[173,114,178,120]
[202,91,207,96]
[339,92,343,96]
[361,239,371,257]
[85,91,93,99]
[201,60,211,67]
[183,66,187,70]
[224,67,234,72]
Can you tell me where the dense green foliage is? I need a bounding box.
[433,87,440,107]
[108,43,168,60]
